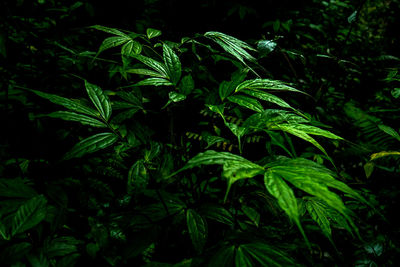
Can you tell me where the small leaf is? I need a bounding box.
[186,209,207,253]
[208,245,235,267]
[146,28,162,39]
[228,95,264,113]
[219,81,235,101]
[364,162,374,178]
[391,88,400,98]
[135,78,173,86]
[163,44,182,84]
[168,91,186,102]
[85,81,112,121]
[257,40,277,56]
[179,74,195,95]
[98,36,129,54]
[128,160,149,193]
[378,124,400,141]
[64,132,118,160]
[121,40,142,56]
[12,195,47,236]
[347,11,357,24]
[46,111,107,128]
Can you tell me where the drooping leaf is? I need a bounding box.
[12,195,47,236]
[146,28,162,39]
[241,89,293,109]
[64,132,118,160]
[46,111,107,128]
[84,81,112,121]
[228,95,264,113]
[30,90,99,117]
[305,198,332,240]
[121,40,142,57]
[236,79,305,94]
[186,209,207,253]
[378,124,400,141]
[370,151,400,160]
[135,78,174,87]
[163,44,182,84]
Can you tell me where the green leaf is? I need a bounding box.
[236,79,305,94]
[30,90,99,117]
[135,78,174,86]
[201,205,234,226]
[219,81,235,101]
[364,162,374,178]
[241,205,260,227]
[64,132,118,160]
[378,124,400,141]
[46,111,107,128]
[0,179,37,198]
[306,198,332,239]
[126,68,166,78]
[133,55,168,77]
[208,245,235,267]
[45,236,81,258]
[240,243,296,266]
[186,209,207,253]
[128,160,149,192]
[163,44,182,85]
[168,91,186,102]
[228,95,264,113]
[121,40,142,57]
[370,151,400,160]
[12,195,47,236]
[179,74,195,95]
[98,36,129,54]
[235,246,253,267]
[241,89,293,109]
[257,40,277,57]
[146,28,162,39]
[84,81,112,121]
[91,25,129,37]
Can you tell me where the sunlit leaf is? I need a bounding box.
[64,132,118,160]
[126,68,165,78]
[121,40,142,56]
[241,89,293,109]
[305,198,332,240]
[133,55,168,78]
[370,151,400,160]
[236,79,304,94]
[135,78,173,86]
[91,25,129,37]
[378,124,400,141]
[146,28,162,39]
[98,36,129,54]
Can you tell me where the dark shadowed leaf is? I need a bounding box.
[186,209,207,253]
[85,81,112,121]
[12,195,47,236]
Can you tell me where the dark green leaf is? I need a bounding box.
[12,195,47,236]
[306,198,332,239]
[186,209,207,253]
[135,78,174,86]
[146,28,162,39]
[84,81,112,121]
[133,55,168,77]
[128,160,149,192]
[126,68,166,78]
[201,205,234,226]
[241,89,293,109]
[91,25,129,37]
[0,179,37,198]
[235,246,253,267]
[236,79,304,94]
[208,245,235,267]
[98,36,129,54]
[179,74,195,95]
[121,40,142,56]
[46,111,107,128]
[168,91,186,102]
[163,44,182,84]
[64,132,118,160]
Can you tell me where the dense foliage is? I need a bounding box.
[1,0,400,266]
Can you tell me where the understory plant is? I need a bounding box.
[0,26,370,266]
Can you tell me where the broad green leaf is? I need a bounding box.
[85,81,112,121]
[370,151,400,160]
[186,209,207,253]
[91,25,129,37]
[133,55,168,77]
[306,198,332,240]
[378,124,400,141]
[126,68,165,78]
[208,245,235,267]
[121,40,142,56]
[241,205,260,227]
[64,132,118,160]
[219,80,235,101]
[0,179,37,198]
[241,89,293,109]
[240,243,296,267]
[128,160,149,193]
[179,74,195,95]
[12,195,47,236]
[236,79,304,94]
[275,123,342,140]
[235,246,253,267]
[135,78,173,86]
[264,171,299,223]
[30,90,99,117]
[163,44,182,84]
[146,28,162,39]
[228,95,264,113]
[98,36,129,54]
[46,111,107,128]
[201,205,234,226]
[168,91,186,102]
